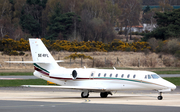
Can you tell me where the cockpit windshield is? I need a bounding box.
[151,74,161,79]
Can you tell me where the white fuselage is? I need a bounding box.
[33,67,176,92]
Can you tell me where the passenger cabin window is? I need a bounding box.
[115,74,118,77]
[91,73,94,76]
[121,74,124,78]
[98,73,101,77]
[104,73,106,77]
[133,75,136,78]
[148,75,151,79]
[110,74,112,77]
[127,74,130,78]
[151,74,160,79]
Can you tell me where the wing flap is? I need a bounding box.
[22,85,106,91]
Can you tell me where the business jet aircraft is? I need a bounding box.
[7,38,176,100]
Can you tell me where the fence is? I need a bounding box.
[0,57,122,69]
[0,51,171,69]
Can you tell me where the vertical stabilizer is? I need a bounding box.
[29,38,60,71]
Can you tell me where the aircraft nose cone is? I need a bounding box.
[171,83,176,90]
[168,82,176,91]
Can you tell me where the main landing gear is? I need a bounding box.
[81,91,89,98]
[81,91,112,98]
[157,92,163,100]
[100,92,112,98]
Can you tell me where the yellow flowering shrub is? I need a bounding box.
[0,38,152,53]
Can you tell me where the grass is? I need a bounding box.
[164,77,180,86]
[0,79,47,87]
[153,71,180,74]
[0,72,33,76]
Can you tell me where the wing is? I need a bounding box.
[22,85,106,91]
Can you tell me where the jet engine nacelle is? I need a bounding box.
[49,69,79,80]
[72,70,77,79]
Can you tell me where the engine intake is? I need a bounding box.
[72,70,77,79]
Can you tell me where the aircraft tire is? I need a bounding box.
[157,96,163,100]
[100,92,108,98]
[81,92,89,98]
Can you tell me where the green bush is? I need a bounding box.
[175,50,180,59]
[2,48,12,55]
[19,51,25,56]
[167,39,180,54]
[9,50,19,56]
[125,47,131,52]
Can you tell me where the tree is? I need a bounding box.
[159,0,173,12]
[142,7,158,32]
[143,9,180,41]
[46,3,81,40]
[120,0,142,41]
[19,0,47,37]
[142,0,180,5]
[143,5,151,13]
[79,9,92,41]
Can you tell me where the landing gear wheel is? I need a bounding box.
[81,92,89,98]
[157,96,163,100]
[157,92,163,100]
[100,92,108,98]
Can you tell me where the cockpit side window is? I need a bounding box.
[148,75,151,79]
[151,74,160,79]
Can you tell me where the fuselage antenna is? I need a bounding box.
[113,67,116,70]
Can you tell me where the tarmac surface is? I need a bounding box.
[0,87,180,112]
[0,74,180,112]
[0,100,179,112]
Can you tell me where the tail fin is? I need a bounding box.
[29,38,60,71]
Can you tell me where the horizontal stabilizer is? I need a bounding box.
[22,85,106,91]
[5,60,64,63]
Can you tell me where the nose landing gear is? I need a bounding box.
[157,92,163,100]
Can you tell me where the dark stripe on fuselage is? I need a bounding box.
[33,63,50,76]
[34,66,49,76]
[33,63,50,74]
